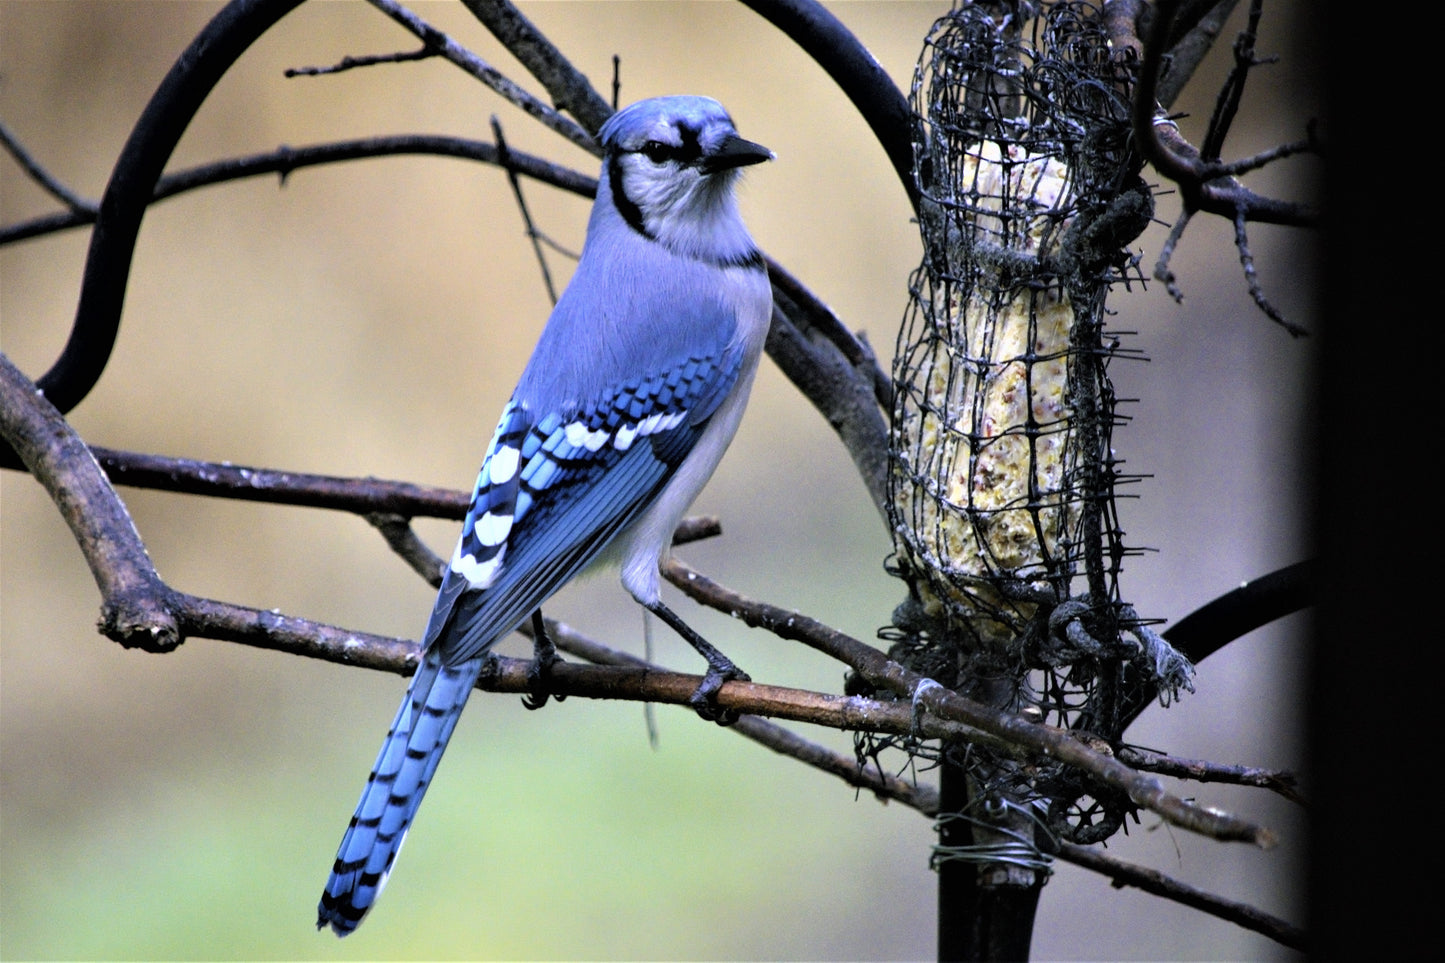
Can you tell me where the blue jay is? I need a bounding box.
[317,95,774,936]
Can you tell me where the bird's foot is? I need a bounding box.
[687,658,749,726]
[523,610,565,710]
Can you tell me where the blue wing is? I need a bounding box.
[431,346,742,663]
[318,345,743,934]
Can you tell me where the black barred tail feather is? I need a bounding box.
[317,649,485,935]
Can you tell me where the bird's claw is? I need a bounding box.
[687,662,749,726]
[523,611,565,710]
[522,649,564,710]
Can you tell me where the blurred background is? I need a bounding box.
[2,2,1315,959]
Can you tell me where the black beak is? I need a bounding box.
[701,134,774,173]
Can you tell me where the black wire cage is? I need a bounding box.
[882,0,1192,845]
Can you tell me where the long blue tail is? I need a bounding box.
[317,648,485,935]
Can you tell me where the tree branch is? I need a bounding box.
[0,352,182,652]
[1129,0,1318,228]
[1115,745,1303,806]
[1054,840,1307,951]
[0,134,595,247]
[660,557,1277,848]
[0,118,96,213]
[364,0,597,156]
[459,0,614,136]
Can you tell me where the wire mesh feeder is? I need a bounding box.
[880,0,1193,846]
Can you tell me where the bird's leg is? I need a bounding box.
[645,598,748,724]
[522,609,565,710]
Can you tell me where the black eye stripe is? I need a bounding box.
[636,125,703,165]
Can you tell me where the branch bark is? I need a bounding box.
[661,558,1277,848]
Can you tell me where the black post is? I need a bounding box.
[936,757,1044,962]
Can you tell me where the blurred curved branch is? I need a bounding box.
[29,0,307,421]
[735,0,918,215]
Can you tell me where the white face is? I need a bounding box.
[613,119,737,238]
[598,97,770,264]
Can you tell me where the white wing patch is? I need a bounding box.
[451,539,505,589]
[473,511,513,548]
[560,410,688,456]
[487,445,520,485]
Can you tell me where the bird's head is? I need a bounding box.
[598,95,772,263]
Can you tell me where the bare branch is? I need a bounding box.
[0,352,181,652]
[1,135,594,248]
[492,116,562,304]
[364,0,597,156]
[1156,0,1243,109]
[1054,840,1307,950]
[1130,1,1318,228]
[460,0,614,136]
[0,119,96,213]
[92,445,469,517]
[1115,745,1304,806]
[366,513,448,585]
[1233,206,1305,336]
[285,43,437,77]
[661,558,1277,847]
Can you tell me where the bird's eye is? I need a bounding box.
[640,141,673,164]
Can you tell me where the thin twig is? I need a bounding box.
[1115,745,1304,805]
[492,115,561,304]
[366,513,448,584]
[1199,0,1264,162]
[1054,840,1307,950]
[0,119,96,212]
[285,43,437,77]
[92,445,470,518]
[1233,206,1304,336]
